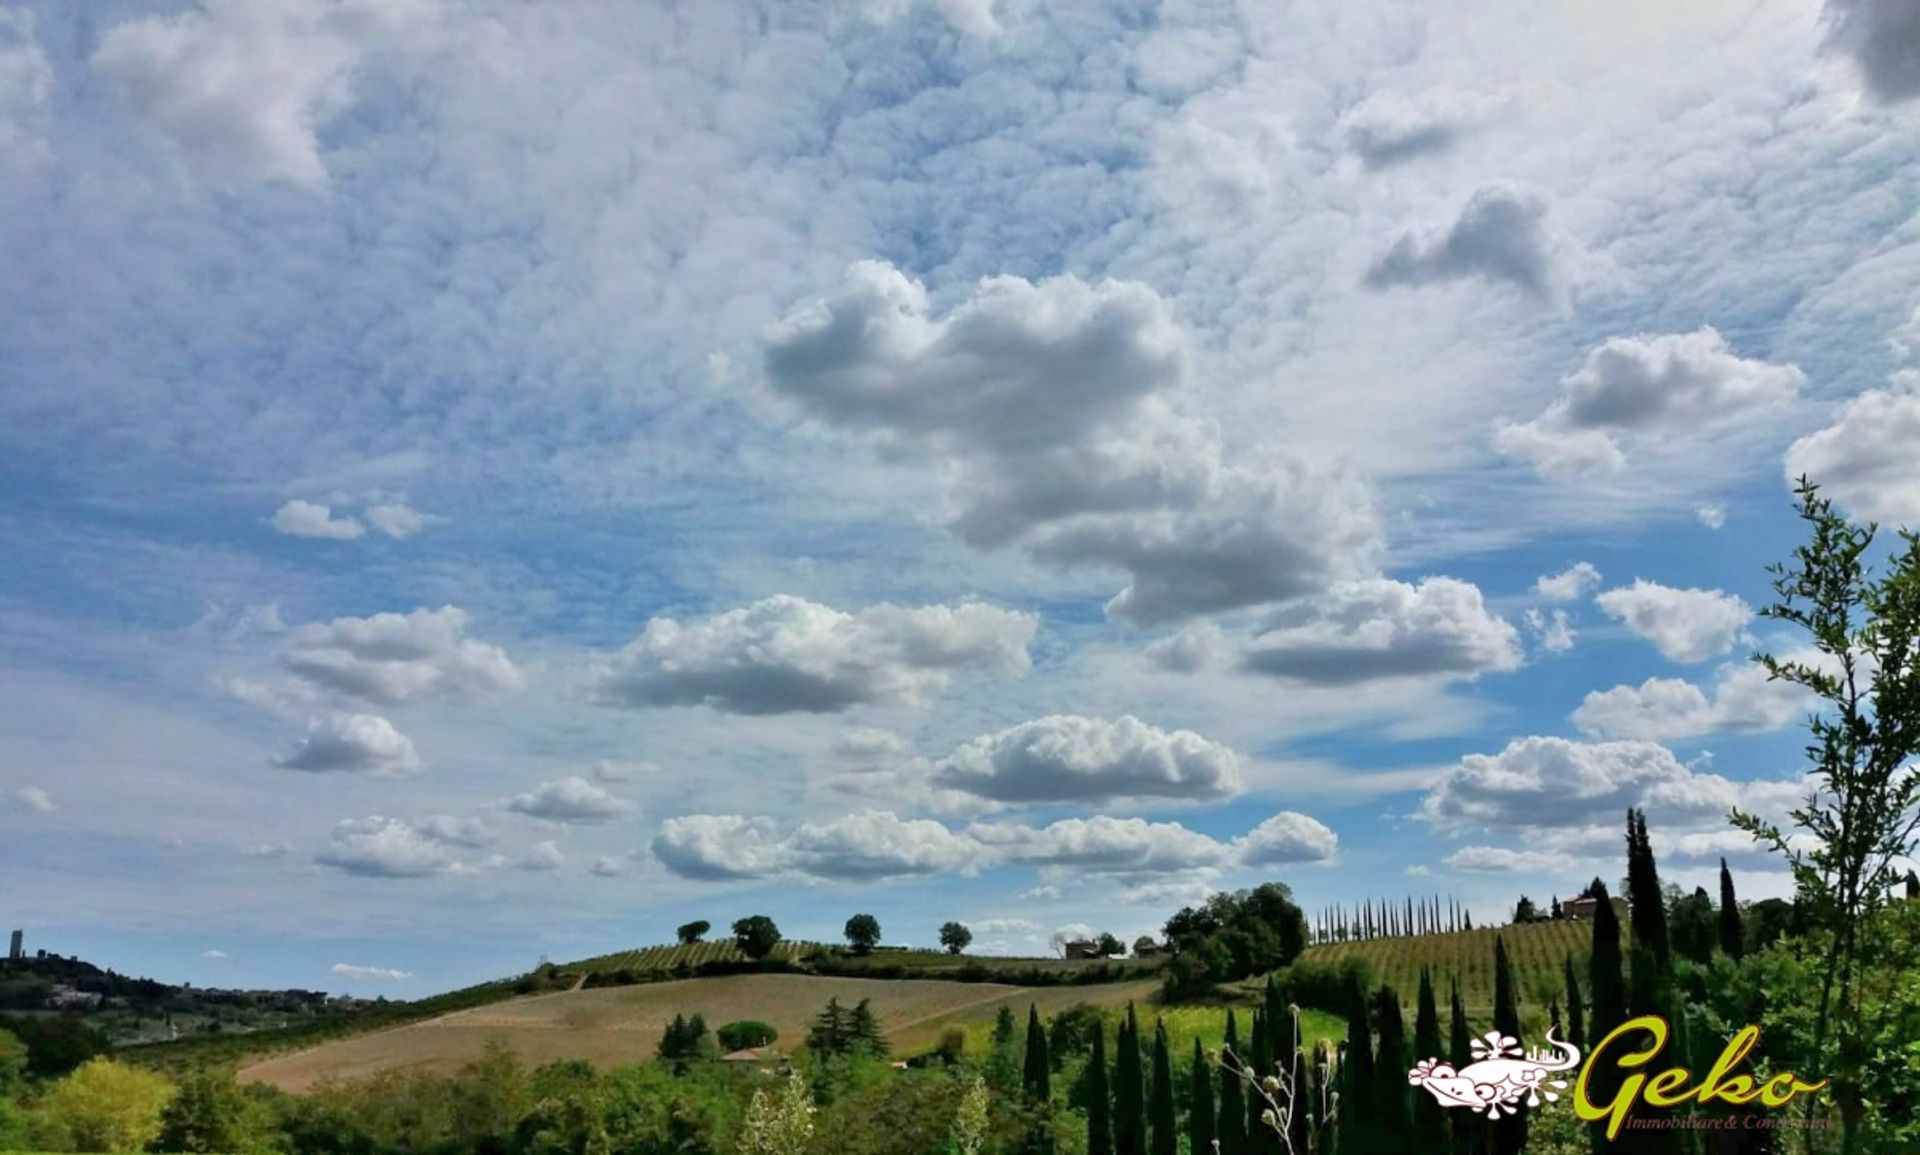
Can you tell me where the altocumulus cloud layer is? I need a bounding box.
[3,0,1920,991]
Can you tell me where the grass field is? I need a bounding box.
[237,973,1164,1091]
[1298,919,1612,1026]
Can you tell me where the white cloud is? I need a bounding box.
[505,840,564,873]
[1697,504,1727,530]
[1535,562,1601,602]
[92,0,439,189]
[1823,0,1920,104]
[972,917,1041,934]
[764,262,1381,624]
[1235,812,1340,865]
[272,712,422,776]
[1595,580,1753,663]
[1526,608,1576,653]
[14,786,54,814]
[270,499,364,540]
[1498,329,1803,480]
[590,760,655,783]
[1338,87,1504,169]
[203,949,228,959]
[1443,846,1568,873]
[506,777,636,824]
[1241,577,1522,685]
[931,714,1243,806]
[652,809,987,882]
[363,501,438,539]
[1784,380,1920,527]
[587,595,1034,715]
[1573,658,1814,741]
[331,963,414,982]
[415,815,495,848]
[972,815,1235,875]
[1364,184,1560,301]
[240,841,291,859]
[316,817,461,878]
[589,855,628,878]
[281,606,523,705]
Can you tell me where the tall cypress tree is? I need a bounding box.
[1217,1010,1247,1155]
[1247,1008,1275,1155]
[1491,937,1528,1155]
[1339,972,1375,1155]
[1626,947,1687,1155]
[1448,978,1476,1155]
[1089,1022,1113,1155]
[1587,880,1628,1155]
[1285,1007,1309,1155]
[1718,857,1745,960]
[1150,1019,1176,1155]
[1413,967,1449,1153]
[1374,986,1412,1142]
[1562,954,1586,1048]
[1116,1005,1145,1155]
[1626,809,1670,965]
[1189,1038,1215,1155]
[1024,1005,1054,1155]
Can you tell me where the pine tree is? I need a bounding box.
[849,998,887,1056]
[1491,936,1528,1155]
[1718,857,1745,960]
[1217,1010,1247,1155]
[1339,972,1375,1155]
[1625,809,1671,965]
[1189,1037,1214,1155]
[1562,954,1586,1048]
[1413,967,1449,1153]
[1587,879,1628,1155]
[1089,1023,1113,1155]
[995,1004,1018,1049]
[1116,1005,1145,1155]
[1374,986,1411,1141]
[1024,1005,1053,1155]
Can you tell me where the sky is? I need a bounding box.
[3,0,1920,998]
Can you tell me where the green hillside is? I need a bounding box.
[1298,919,1614,1021]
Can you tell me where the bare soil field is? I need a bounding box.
[239,973,1162,1091]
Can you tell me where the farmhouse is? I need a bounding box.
[1061,939,1101,960]
[1564,892,1630,923]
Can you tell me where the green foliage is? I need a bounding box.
[1513,895,1541,924]
[1187,1037,1213,1155]
[1162,884,1310,994]
[1586,878,1627,1155]
[1668,884,1718,967]
[30,1057,175,1153]
[657,1012,713,1068]
[716,1020,778,1052]
[1214,1010,1245,1155]
[677,920,711,945]
[1087,1019,1112,1155]
[739,1070,814,1155]
[1147,1019,1173,1155]
[1270,954,1376,1017]
[0,1013,107,1080]
[843,913,882,954]
[1412,968,1448,1153]
[1562,954,1586,1049]
[941,921,974,955]
[155,1068,284,1154]
[1338,971,1375,1155]
[805,997,886,1060]
[1114,1005,1145,1155]
[1719,859,1746,961]
[1626,808,1671,966]
[1491,936,1528,1155]
[732,915,783,961]
[1023,1005,1054,1154]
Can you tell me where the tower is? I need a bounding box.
[7,930,20,960]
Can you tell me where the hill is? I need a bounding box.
[1297,919,1610,1022]
[237,973,1164,1091]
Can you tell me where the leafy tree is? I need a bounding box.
[1733,481,1920,1153]
[940,921,973,955]
[1149,1019,1175,1155]
[1088,1018,1113,1155]
[733,915,782,960]
[1413,968,1448,1153]
[1562,954,1586,1049]
[1492,936,1528,1155]
[1188,1037,1214,1155]
[717,1020,778,1051]
[30,1058,174,1153]
[993,1004,1018,1050]
[156,1068,281,1154]
[1669,884,1718,966]
[1216,1010,1246,1155]
[955,1075,992,1155]
[1744,896,1798,953]
[844,913,882,954]
[1719,858,1746,960]
[1048,1003,1105,1067]
[1162,883,1310,991]
[676,919,711,945]
[740,1070,815,1155]
[1513,895,1540,924]
[1096,932,1126,958]
[0,1014,105,1080]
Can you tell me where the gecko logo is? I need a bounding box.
[1408,1028,1582,1119]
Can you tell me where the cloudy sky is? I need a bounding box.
[4,0,1919,996]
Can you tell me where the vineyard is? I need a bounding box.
[1297,919,1612,1023]
[561,941,1161,979]
[564,939,830,973]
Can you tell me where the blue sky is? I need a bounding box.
[4,0,1920,998]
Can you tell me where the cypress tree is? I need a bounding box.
[1217,1010,1247,1155]
[1626,947,1687,1155]
[1491,936,1528,1155]
[1587,880,1628,1155]
[1374,986,1412,1141]
[1150,1019,1176,1155]
[1189,1037,1215,1155]
[1448,978,1476,1155]
[1089,1022,1113,1155]
[1718,857,1745,960]
[1024,1005,1054,1155]
[1465,910,1474,930]
[1626,809,1670,965]
[1339,972,1375,1155]
[1247,1008,1274,1154]
[1117,1005,1145,1155]
[1286,1008,1309,1155]
[1562,954,1585,1048]
[1413,968,1449,1154]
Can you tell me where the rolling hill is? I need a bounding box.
[1298,919,1612,1022]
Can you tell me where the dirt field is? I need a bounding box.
[239,974,1162,1091]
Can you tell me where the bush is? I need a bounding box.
[1272,955,1376,1015]
[30,1058,175,1153]
[717,1020,779,1051]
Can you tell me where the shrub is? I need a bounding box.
[30,1058,175,1153]
[717,1020,779,1052]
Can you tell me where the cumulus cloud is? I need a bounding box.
[1525,608,1575,653]
[764,262,1381,624]
[270,499,364,540]
[589,855,630,878]
[15,786,54,814]
[502,840,564,872]
[652,810,986,882]
[281,606,523,705]
[316,817,461,878]
[1364,185,1559,300]
[1339,87,1502,168]
[931,714,1243,806]
[1497,329,1803,480]
[1697,505,1727,530]
[1595,580,1753,663]
[92,0,438,189]
[1236,811,1340,865]
[1535,562,1601,602]
[1824,0,1920,104]
[587,595,1034,715]
[272,712,422,776]
[1784,380,1920,526]
[362,501,438,539]
[1573,658,1814,741]
[1240,578,1522,685]
[331,963,414,982]
[506,777,637,824]
[972,815,1235,874]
